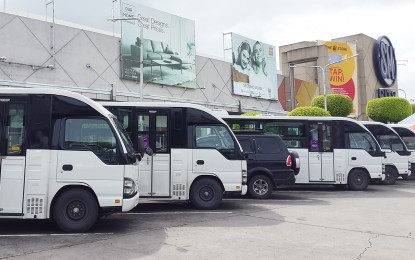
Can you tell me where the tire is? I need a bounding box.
[347,169,370,191]
[53,188,99,233]
[382,166,398,185]
[190,178,223,210]
[248,174,273,199]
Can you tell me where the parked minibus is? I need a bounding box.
[222,115,385,191]
[101,102,248,210]
[362,121,412,184]
[0,88,144,232]
[389,124,415,180]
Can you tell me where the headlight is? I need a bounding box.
[124,178,137,198]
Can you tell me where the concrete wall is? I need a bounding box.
[278,35,399,119]
[0,11,285,115]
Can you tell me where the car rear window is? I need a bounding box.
[256,137,281,154]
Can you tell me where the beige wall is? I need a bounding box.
[279,34,399,120]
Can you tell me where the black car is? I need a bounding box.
[236,133,300,199]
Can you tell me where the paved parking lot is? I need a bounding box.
[1,180,415,260]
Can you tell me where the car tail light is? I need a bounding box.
[286,155,292,167]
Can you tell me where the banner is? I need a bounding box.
[120,1,196,88]
[231,33,277,100]
[325,42,358,117]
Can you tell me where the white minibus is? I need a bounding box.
[362,121,412,184]
[222,115,385,191]
[101,102,248,210]
[389,124,415,180]
[0,88,142,232]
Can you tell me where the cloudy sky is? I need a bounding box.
[5,0,415,99]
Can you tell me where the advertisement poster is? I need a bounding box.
[120,0,196,88]
[231,33,278,100]
[325,41,358,117]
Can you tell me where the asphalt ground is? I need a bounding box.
[1,180,415,259]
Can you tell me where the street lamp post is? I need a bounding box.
[108,17,144,101]
[290,54,359,111]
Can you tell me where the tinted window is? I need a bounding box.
[6,104,25,156]
[156,115,168,153]
[256,137,281,154]
[238,139,253,153]
[263,122,307,148]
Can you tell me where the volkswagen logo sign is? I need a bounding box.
[373,36,397,87]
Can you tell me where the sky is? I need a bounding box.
[4,0,415,99]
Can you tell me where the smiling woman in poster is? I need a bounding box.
[232,41,251,83]
[249,41,273,98]
[251,41,267,76]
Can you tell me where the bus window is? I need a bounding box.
[63,118,118,164]
[156,115,168,153]
[377,135,404,151]
[195,125,236,159]
[392,127,415,149]
[322,124,333,152]
[263,122,307,149]
[6,104,25,156]
[137,114,150,148]
[309,124,319,151]
[347,132,376,152]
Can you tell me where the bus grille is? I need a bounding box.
[335,172,346,183]
[172,184,186,197]
[26,197,44,216]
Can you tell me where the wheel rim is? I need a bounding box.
[66,200,86,221]
[253,179,269,195]
[385,171,392,181]
[199,186,214,201]
[353,174,364,186]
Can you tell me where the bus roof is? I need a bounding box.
[221,114,362,123]
[0,87,113,118]
[100,101,229,125]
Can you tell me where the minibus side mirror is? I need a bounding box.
[244,151,254,159]
[145,147,154,156]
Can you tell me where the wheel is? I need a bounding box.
[248,174,273,199]
[53,188,99,233]
[382,166,398,185]
[190,178,223,210]
[347,169,370,191]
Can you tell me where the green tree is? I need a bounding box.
[411,104,415,114]
[366,97,412,123]
[311,94,353,117]
[288,106,331,116]
[241,111,261,116]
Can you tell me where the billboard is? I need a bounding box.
[231,33,277,100]
[120,1,196,88]
[325,41,358,117]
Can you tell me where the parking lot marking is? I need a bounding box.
[226,198,312,201]
[120,211,233,215]
[0,233,114,237]
[398,189,415,194]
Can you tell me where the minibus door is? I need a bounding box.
[0,99,27,214]
[308,123,334,182]
[136,110,170,197]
